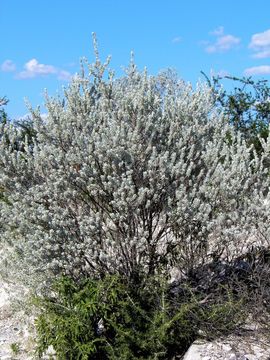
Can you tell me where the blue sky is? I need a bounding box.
[1,0,270,118]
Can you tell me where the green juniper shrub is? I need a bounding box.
[33,274,245,360]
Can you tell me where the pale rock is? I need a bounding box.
[183,333,270,360]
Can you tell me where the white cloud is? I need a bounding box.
[244,65,270,76]
[17,59,57,79]
[204,27,240,53]
[216,35,240,51]
[210,26,224,36]
[252,49,270,59]
[16,59,72,81]
[249,29,270,49]
[1,59,16,72]
[172,36,182,44]
[57,70,72,81]
[249,29,270,59]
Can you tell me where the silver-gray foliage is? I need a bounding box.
[0,44,269,288]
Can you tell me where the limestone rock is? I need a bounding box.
[183,333,270,360]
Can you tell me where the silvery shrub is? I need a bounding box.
[0,40,269,289]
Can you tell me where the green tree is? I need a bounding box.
[0,96,9,125]
[202,73,270,154]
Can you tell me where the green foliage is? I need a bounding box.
[33,274,245,359]
[0,108,8,126]
[15,116,37,147]
[202,73,270,154]
[0,96,8,108]
[10,342,20,355]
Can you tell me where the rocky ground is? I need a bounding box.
[183,333,270,360]
[0,280,37,359]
